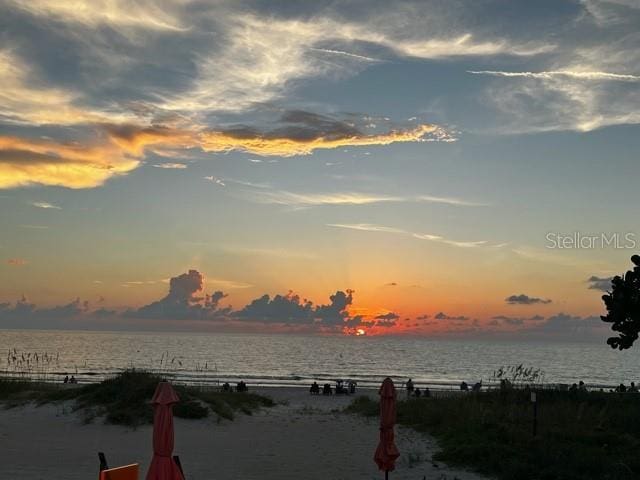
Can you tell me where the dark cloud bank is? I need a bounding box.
[0,270,608,340]
[0,270,381,332]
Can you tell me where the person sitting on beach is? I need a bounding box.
[616,383,627,393]
[63,375,69,384]
[472,381,482,392]
[569,383,578,392]
[578,381,587,391]
[414,388,421,398]
[423,387,431,398]
[406,378,414,396]
[323,383,332,395]
[222,382,231,392]
[310,382,320,395]
[236,381,248,392]
[69,375,77,384]
[629,382,638,393]
[348,380,357,394]
[460,381,469,391]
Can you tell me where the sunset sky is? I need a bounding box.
[1,0,639,338]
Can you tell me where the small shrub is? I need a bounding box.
[344,395,378,417]
[173,399,209,419]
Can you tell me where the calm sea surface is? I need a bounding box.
[1,329,639,389]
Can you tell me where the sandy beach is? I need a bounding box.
[0,386,490,480]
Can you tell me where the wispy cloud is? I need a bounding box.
[7,0,188,31]
[412,233,487,248]
[327,223,495,249]
[252,192,403,207]
[580,0,640,26]
[309,47,382,63]
[415,195,489,207]
[152,163,188,169]
[157,13,552,113]
[30,201,61,209]
[204,176,226,186]
[0,49,131,127]
[327,223,408,234]
[468,70,640,81]
[247,190,487,208]
[469,44,640,132]
[205,278,253,289]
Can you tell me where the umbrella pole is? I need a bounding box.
[385,470,388,480]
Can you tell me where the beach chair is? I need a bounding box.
[98,464,139,480]
[98,452,139,480]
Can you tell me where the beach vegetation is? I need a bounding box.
[0,369,273,426]
[347,389,640,480]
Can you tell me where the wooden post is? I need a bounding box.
[531,392,537,437]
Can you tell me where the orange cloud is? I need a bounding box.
[104,124,195,156]
[0,135,140,189]
[200,124,442,157]
[0,121,445,189]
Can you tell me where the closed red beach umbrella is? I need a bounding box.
[374,377,400,479]
[146,381,185,480]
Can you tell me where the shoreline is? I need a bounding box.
[1,372,624,394]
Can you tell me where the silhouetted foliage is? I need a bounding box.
[601,255,640,350]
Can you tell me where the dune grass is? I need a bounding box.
[347,390,640,480]
[0,370,274,426]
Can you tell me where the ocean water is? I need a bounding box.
[1,329,639,390]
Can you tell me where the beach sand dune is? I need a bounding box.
[0,387,489,480]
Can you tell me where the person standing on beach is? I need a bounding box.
[406,378,414,397]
